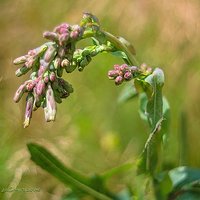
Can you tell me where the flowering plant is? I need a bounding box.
[13,13,200,200]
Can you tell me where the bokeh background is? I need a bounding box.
[0,0,200,199]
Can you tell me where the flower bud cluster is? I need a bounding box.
[13,35,74,127]
[108,64,138,85]
[13,13,139,128]
[43,23,84,75]
[43,23,84,45]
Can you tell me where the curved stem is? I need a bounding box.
[102,31,139,66]
[82,29,139,66]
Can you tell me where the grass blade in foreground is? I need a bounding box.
[27,143,112,200]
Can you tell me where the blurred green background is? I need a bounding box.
[0,0,200,199]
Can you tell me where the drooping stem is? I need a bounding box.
[102,31,139,66]
[82,29,139,66]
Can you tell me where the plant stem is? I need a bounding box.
[102,31,139,66]
[82,29,139,66]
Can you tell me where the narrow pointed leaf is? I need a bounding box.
[27,143,112,200]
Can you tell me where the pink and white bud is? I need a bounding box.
[108,70,119,79]
[54,23,70,34]
[23,93,34,128]
[43,31,58,41]
[13,56,27,65]
[119,64,128,72]
[13,83,26,102]
[44,46,56,63]
[113,64,120,70]
[59,33,69,46]
[124,71,133,81]
[61,59,70,68]
[38,60,49,76]
[44,84,57,122]
[28,49,36,56]
[54,58,61,69]
[49,72,56,82]
[26,81,35,91]
[25,57,35,68]
[70,30,79,40]
[115,76,124,85]
[43,74,49,83]
[129,66,138,73]
[36,79,45,96]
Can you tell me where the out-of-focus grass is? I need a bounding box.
[0,0,200,199]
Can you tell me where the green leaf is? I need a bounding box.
[154,171,173,200]
[175,191,200,200]
[145,68,164,129]
[169,167,200,191]
[111,51,129,63]
[161,97,170,142]
[116,36,136,56]
[139,93,148,121]
[27,143,112,200]
[117,82,138,104]
[137,68,165,175]
[154,167,200,200]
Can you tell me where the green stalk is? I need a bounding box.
[102,31,139,66]
[82,29,139,66]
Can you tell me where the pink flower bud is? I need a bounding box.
[23,93,34,128]
[28,49,36,56]
[115,76,124,85]
[26,81,35,91]
[124,71,133,80]
[54,23,70,34]
[43,75,49,83]
[13,83,26,102]
[70,31,79,40]
[43,31,58,41]
[13,56,27,65]
[49,72,56,82]
[44,84,57,122]
[25,57,35,68]
[59,27,68,34]
[129,66,138,73]
[119,64,128,72]
[36,79,45,95]
[61,59,70,68]
[108,70,119,79]
[44,46,56,63]
[38,65,46,76]
[59,33,69,46]
[54,58,61,69]
[113,64,120,70]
